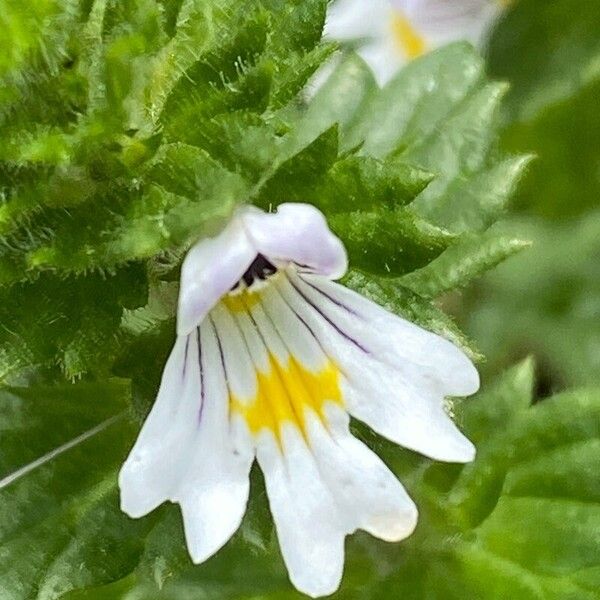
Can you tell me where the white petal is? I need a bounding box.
[242,203,348,280]
[244,299,291,366]
[119,325,254,563]
[298,273,479,396]
[324,0,502,89]
[119,334,202,517]
[392,0,501,46]
[257,427,347,598]
[210,304,258,400]
[307,404,418,542]
[276,273,476,463]
[176,321,254,564]
[232,285,417,546]
[177,214,256,335]
[324,0,413,85]
[219,292,347,596]
[260,283,328,372]
[325,0,391,40]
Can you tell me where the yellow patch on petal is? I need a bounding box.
[230,353,343,444]
[223,289,263,313]
[223,273,282,313]
[391,12,427,59]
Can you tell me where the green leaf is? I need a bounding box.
[0,380,152,600]
[0,267,147,382]
[488,0,600,123]
[344,43,486,158]
[0,1,81,110]
[304,45,530,235]
[253,125,340,207]
[331,208,455,276]
[291,154,434,215]
[0,379,129,477]
[500,80,600,220]
[445,386,600,598]
[460,359,535,448]
[301,52,377,144]
[379,372,600,600]
[486,1,600,221]
[401,228,531,298]
[458,0,600,397]
[411,154,532,235]
[464,212,600,388]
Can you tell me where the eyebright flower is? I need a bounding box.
[119,203,479,598]
[325,0,506,84]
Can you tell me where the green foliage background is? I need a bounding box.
[462,0,600,391]
[0,0,598,598]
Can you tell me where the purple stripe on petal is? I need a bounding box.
[245,307,260,332]
[271,283,352,379]
[197,328,205,424]
[298,275,363,319]
[287,277,370,354]
[182,335,190,380]
[273,283,321,345]
[210,317,228,381]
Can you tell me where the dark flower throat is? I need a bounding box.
[231,254,277,291]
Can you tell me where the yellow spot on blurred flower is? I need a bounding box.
[391,12,427,59]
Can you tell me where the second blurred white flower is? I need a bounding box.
[324,0,506,85]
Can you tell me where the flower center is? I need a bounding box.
[225,254,279,312]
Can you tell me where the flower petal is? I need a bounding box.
[391,0,501,46]
[120,325,253,562]
[176,321,254,564]
[301,273,479,396]
[203,278,422,595]
[307,404,418,542]
[119,335,202,517]
[210,304,259,401]
[177,215,257,335]
[257,427,347,598]
[242,203,348,279]
[255,282,326,372]
[276,272,476,462]
[233,286,417,541]
[325,0,391,40]
[215,292,347,596]
[119,323,254,563]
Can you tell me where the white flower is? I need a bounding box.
[119,203,479,598]
[324,0,506,85]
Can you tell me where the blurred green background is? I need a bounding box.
[459,0,600,393]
